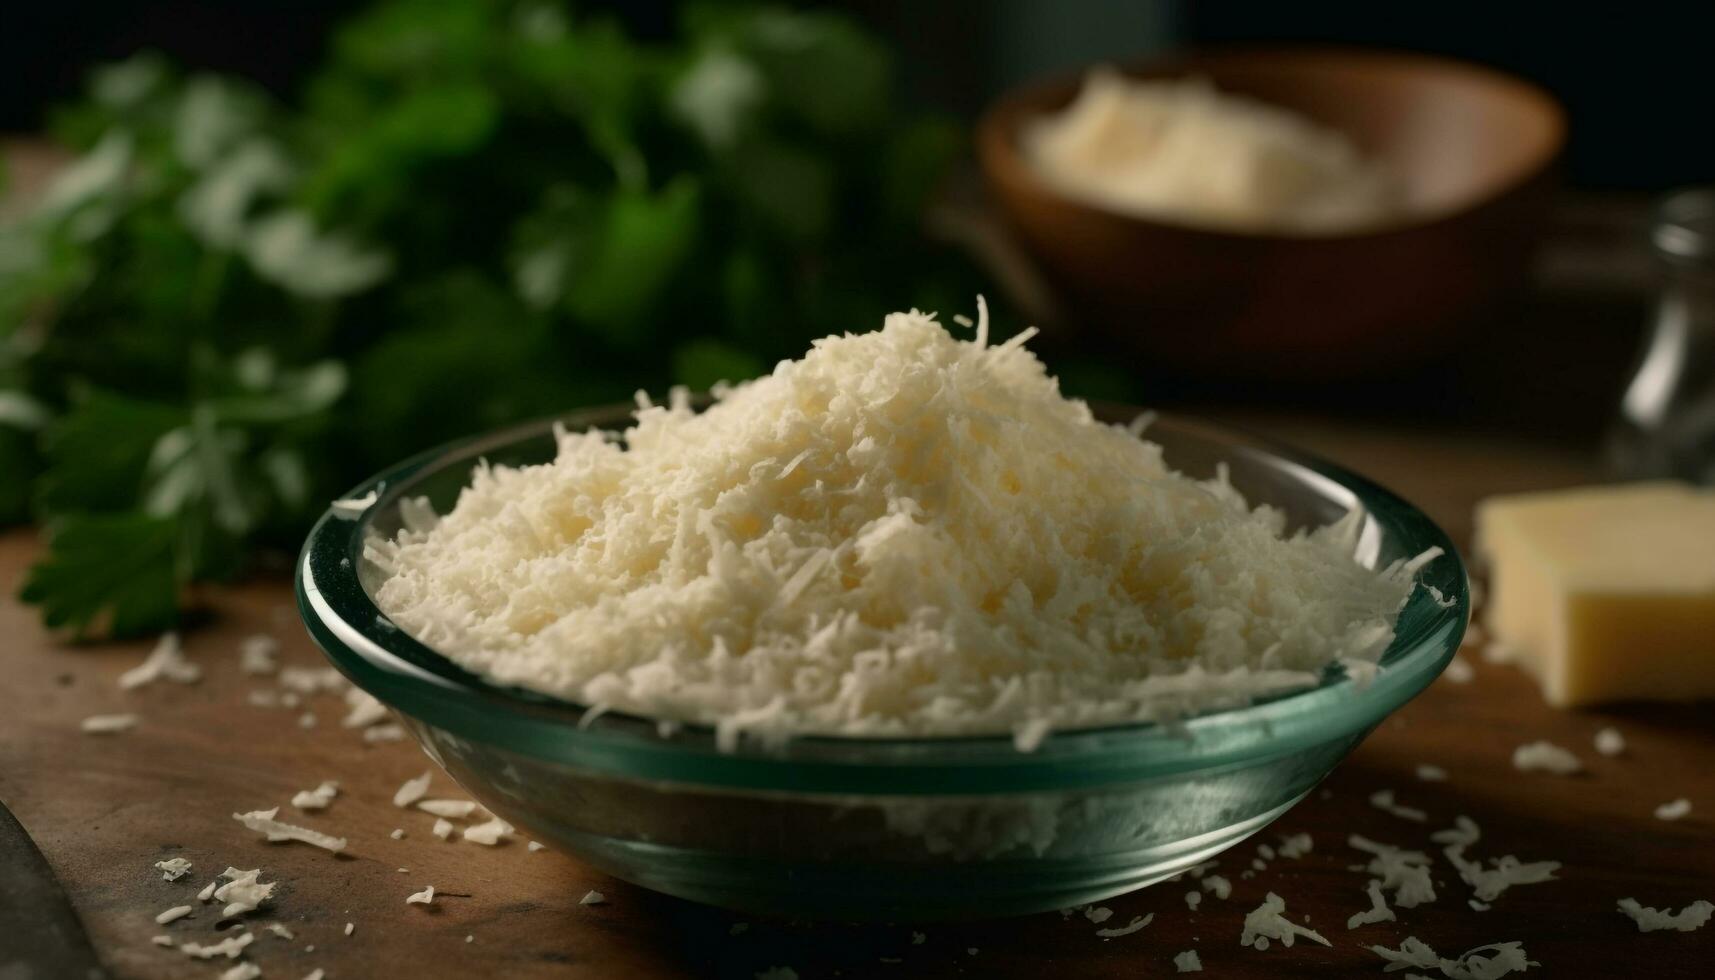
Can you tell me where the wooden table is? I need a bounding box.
[2,418,1711,979]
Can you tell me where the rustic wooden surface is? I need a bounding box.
[2,418,1712,980]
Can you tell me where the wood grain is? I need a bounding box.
[1,418,1710,979]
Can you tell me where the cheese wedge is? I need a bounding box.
[1476,482,1715,707]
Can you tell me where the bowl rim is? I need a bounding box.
[976,43,1568,243]
[296,405,1468,796]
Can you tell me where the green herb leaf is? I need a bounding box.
[18,512,181,637]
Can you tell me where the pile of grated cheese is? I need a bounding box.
[371,305,1422,748]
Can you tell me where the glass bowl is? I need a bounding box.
[296,405,1466,921]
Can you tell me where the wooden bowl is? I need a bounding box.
[977,48,1566,378]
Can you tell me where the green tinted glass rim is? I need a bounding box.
[296,407,1467,796]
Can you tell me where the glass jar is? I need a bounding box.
[1608,188,1715,483]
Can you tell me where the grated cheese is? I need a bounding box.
[1369,937,1538,979]
[291,780,340,811]
[406,885,435,906]
[580,890,607,906]
[180,932,254,959]
[363,723,407,743]
[266,923,295,940]
[155,857,193,881]
[330,489,380,518]
[232,808,348,853]
[220,963,261,980]
[198,880,218,902]
[1346,879,1396,929]
[304,971,325,980]
[1349,835,1436,908]
[417,799,477,819]
[1083,906,1113,924]
[1443,656,1475,684]
[1511,741,1581,775]
[527,840,546,852]
[1201,876,1232,900]
[1185,891,1201,910]
[81,713,139,734]
[1096,913,1153,938]
[372,306,1423,747]
[278,667,344,694]
[214,867,276,918]
[1653,798,1691,821]
[341,689,391,728]
[119,632,200,689]
[393,772,433,808]
[1593,727,1625,756]
[344,922,354,936]
[1616,897,1713,933]
[152,935,174,946]
[299,712,318,728]
[239,635,280,675]
[1370,789,1428,822]
[463,817,514,846]
[391,829,405,840]
[1173,950,1202,972]
[1239,893,1329,951]
[1277,833,1313,859]
[155,905,193,925]
[1416,765,1448,782]
[432,818,454,840]
[1432,816,1560,904]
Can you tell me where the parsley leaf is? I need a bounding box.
[19,512,181,637]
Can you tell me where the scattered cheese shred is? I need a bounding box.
[527,840,546,852]
[1277,833,1313,859]
[1432,816,1560,904]
[198,880,218,902]
[1653,798,1692,821]
[1369,937,1538,979]
[1097,913,1153,938]
[463,817,514,846]
[220,963,261,980]
[291,780,340,811]
[341,689,391,728]
[81,713,139,734]
[155,905,193,925]
[390,829,405,840]
[155,857,193,881]
[1443,656,1475,684]
[1083,906,1113,924]
[1173,950,1203,973]
[432,819,454,840]
[266,923,295,940]
[151,936,174,947]
[1185,891,1202,910]
[119,632,201,689]
[232,808,348,852]
[363,722,407,743]
[417,799,477,819]
[344,922,355,936]
[180,932,254,959]
[1239,893,1329,950]
[1511,741,1581,775]
[304,970,326,980]
[330,489,380,518]
[279,667,344,694]
[1350,835,1436,908]
[1416,765,1448,783]
[393,772,433,808]
[1616,897,1713,933]
[580,890,607,905]
[1593,727,1625,757]
[1370,789,1429,822]
[239,635,280,675]
[406,885,436,906]
[1347,879,1396,929]
[1201,876,1232,900]
[371,307,1422,747]
[214,867,277,918]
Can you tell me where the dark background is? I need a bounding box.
[6,0,1713,191]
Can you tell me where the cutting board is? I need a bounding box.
[2,417,1711,979]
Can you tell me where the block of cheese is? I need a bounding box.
[1476,481,1715,707]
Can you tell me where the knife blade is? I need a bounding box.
[0,797,108,979]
